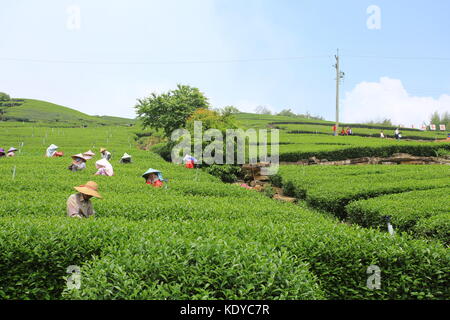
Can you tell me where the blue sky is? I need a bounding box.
[1,0,449,126]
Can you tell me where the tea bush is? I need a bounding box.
[276,165,450,219]
[346,188,450,244]
[0,123,449,300]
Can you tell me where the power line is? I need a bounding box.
[343,55,450,61]
[1,54,450,65]
[0,55,331,65]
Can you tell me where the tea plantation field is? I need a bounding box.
[275,165,450,244]
[236,113,450,162]
[0,124,449,300]
[237,113,448,140]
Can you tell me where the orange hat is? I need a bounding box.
[74,181,102,198]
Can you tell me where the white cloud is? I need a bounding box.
[342,77,450,127]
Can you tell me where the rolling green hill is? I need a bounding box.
[0,99,135,127]
[235,112,448,140]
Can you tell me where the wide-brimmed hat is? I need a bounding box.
[100,148,107,153]
[142,168,164,181]
[8,147,18,153]
[0,148,5,154]
[83,150,95,156]
[121,153,131,159]
[71,153,87,162]
[83,150,95,160]
[74,181,102,198]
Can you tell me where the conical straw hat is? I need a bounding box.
[83,150,95,156]
[71,153,87,162]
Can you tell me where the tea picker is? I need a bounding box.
[142,168,167,188]
[68,154,87,172]
[7,147,18,157]
[46,144,63,157]
[100,148,112,161]
[67,181,102,218]
[183,154,198,169]
[94,159,114,176]
[120,153,132,164]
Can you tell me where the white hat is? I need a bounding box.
[121,153,131,159]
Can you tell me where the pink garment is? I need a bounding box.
[95,159,114,176]
[95,168,109,176]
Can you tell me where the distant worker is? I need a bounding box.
[394,128,400,140]
[46,144,59,157]
[347,127,353,136]
[142,168,165,188]
[94,159,114,176]
[68,154,87,172]
[67,181,102,218]
[0,148,5,158]
[120,153,132,164]
[83,150,95,160]
[332,125,337,136]
[340,128,346,136]
[100,148,111,161]
[183,154,197,169]
[380,131,385,138]
[7,147,18,157]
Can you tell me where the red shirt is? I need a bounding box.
[146,180,163,188]
[185,160,194,169]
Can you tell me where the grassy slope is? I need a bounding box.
[236,112,448,139]
[3,99,134,126]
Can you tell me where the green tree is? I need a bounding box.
[277,109,296,117]
[220,106,240,116]
[442,112,450,127]
[255,105,272,115]
[186,108,238,133]
[430,111,440,126]
[0,92,10,101]
[135,84,210,138]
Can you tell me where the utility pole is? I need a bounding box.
[334,49,345,136]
